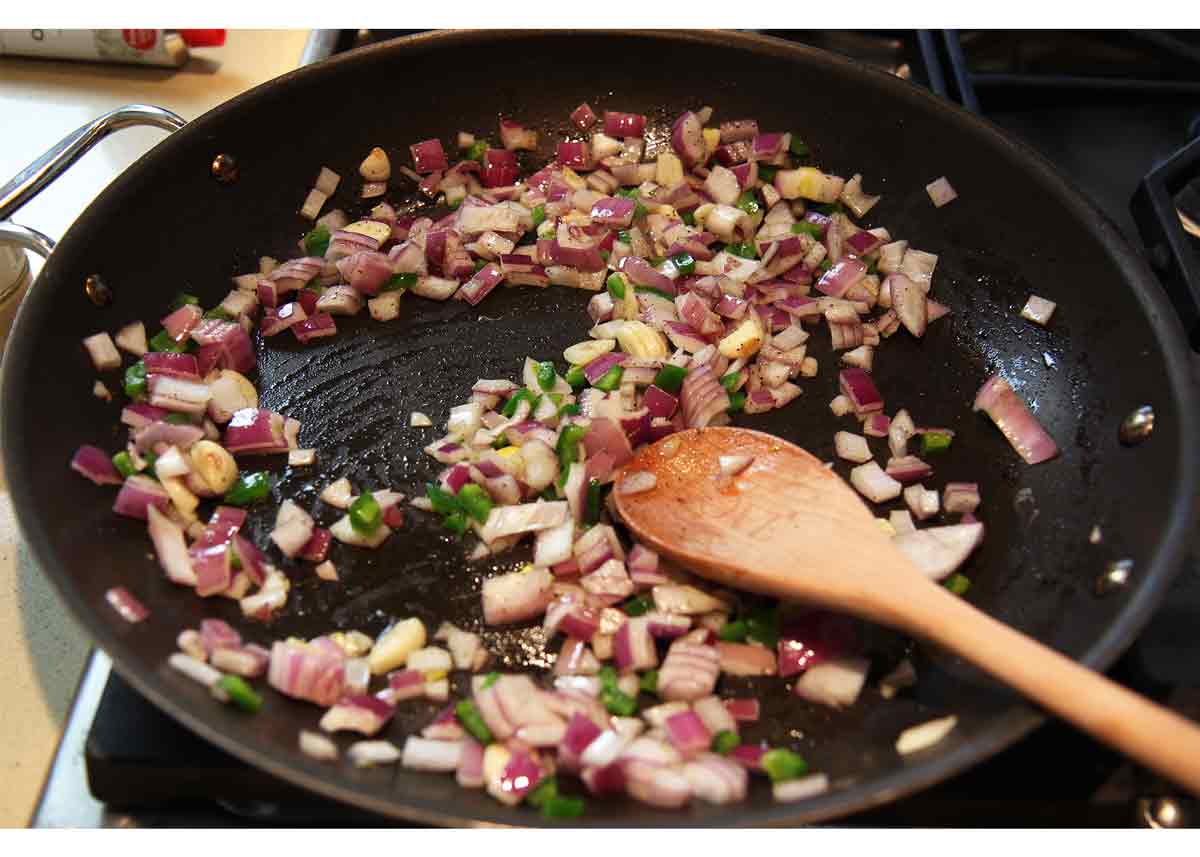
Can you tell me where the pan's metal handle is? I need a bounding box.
[1131,137,1200,351]
[0,104,185,223]
[0,104,184,304]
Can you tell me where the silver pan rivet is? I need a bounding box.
[1138,796,1187,828]
[1118,406,1154,445]
[211,153,239,184]
[1096,559,1132,595]
[84,273,112,307]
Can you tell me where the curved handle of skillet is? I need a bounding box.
[0,104,185,223]
[1131,135,1200,351]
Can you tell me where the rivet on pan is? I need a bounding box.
[84,273,112,307]
[1119,406,1155,446]
[1137,796,1187,828]
[1095,559,1133,596]
[211,153,239,184]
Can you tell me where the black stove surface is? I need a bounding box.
[35,29,1200,828]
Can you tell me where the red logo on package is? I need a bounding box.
[121,29,158,51]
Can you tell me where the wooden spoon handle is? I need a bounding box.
[885,578,1200,795]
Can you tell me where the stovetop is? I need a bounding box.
[31,29,1200,828]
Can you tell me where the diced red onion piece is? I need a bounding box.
[973,374,1059,464]
[925,176,958,208]
[105,587,149,623]
[71,445,123,486]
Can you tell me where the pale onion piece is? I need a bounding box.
[154,446,191,479]
[299,730,339,762]
[652,584,727,615]
[160,475,200,523]
[773,773,830,803]
[115,321,148,356]
[833,431,872,463]
[718,314,764,360]
[903,483,940,521]
[93,380,112,401]
[368,292,402,322]
[889,509,916,535]
[533,518,575,568]
[343,219,393,244]
[879,658,917,699]
[479,501,568,544]
[829,394,852,417]
[718,454,753,477]
[793,656,870,708]
[367,617,426,675]
[300,188,328,220]
[402,737,463,772]
[1020,295,1056,326]
[359,146,391,181]
[168,652,221,688]
[314,166,341,196]
[206,369,259,423]
[288,448,316,467]
[83,332,121,371]
[925,176,958,208]
[330,514,391,548]
[321,477,354,509]
[656,152,685,187]
[893,523,984,581]
[410,411,433,427]
[177,629,206,661]
[315,560,338,582]
[896,715,958,755]
[841,345,873,370]
[839,173,881,218]
[617,471,657,495]
[407,646,453,674]
[564,338,616,366]
[899,249,938,292]
[849,461,902,503]
[347,740,400,768]
[239,567,289,618]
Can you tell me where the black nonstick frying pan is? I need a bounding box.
[2,30,1198,826]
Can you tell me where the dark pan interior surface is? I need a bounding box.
[3,31,1197,826]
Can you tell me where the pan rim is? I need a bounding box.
[4,28,1197,826]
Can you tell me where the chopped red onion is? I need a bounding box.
[838,368,883,415]
[658,638,720,702]
[724,698,760,723]
[410,138,448,174]
[71,445,123,486]
[894,522,985,580]
[850,460,902,503]
[925,176,958,208]
[664,710,711,755]
[115,475,171,521]
[943,482,981,515]
[973,374,1059,465]
[716,641,777,676]
[105,586,149,623]
[268,641,345,707]
[793,655,870,708]
[571,103,597,130]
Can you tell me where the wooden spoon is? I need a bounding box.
[613,426,1200,794]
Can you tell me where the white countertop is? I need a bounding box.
[0,29,313,826]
